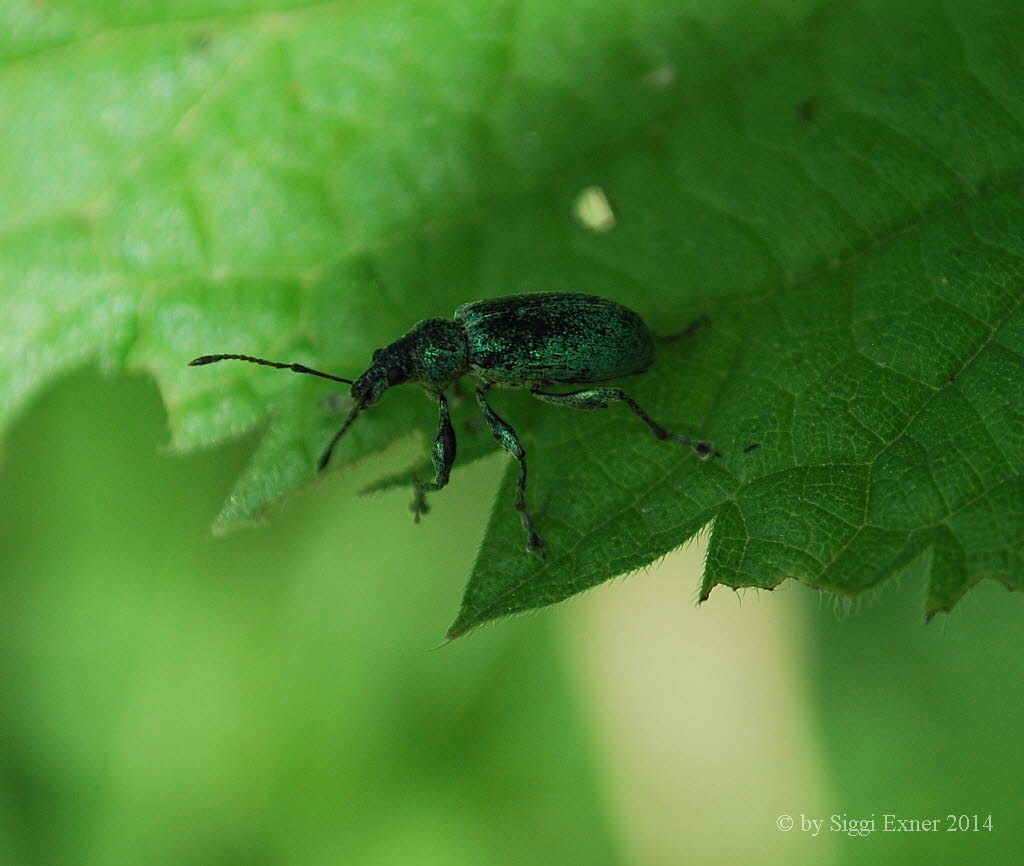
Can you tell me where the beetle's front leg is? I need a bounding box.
[531,387,718,459]
[475,385,545,554]
[411,392,457,522]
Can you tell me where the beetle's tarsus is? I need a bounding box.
[410,479,430,522]
[671,434,720,459]
[527,532,546,556]
[696,440,721,459]
[521,509,545,556]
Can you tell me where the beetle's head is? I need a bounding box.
[351,345,411,407]
[316,319,467,472]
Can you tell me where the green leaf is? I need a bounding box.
[1,0,1021,636]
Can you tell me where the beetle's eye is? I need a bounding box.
[387,366,404,385]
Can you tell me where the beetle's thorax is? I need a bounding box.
[351,317,468,405]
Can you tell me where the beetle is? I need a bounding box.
[190,292,717,553]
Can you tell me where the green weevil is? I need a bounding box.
[190,292,717,553]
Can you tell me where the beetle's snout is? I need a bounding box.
[351,364,406,406]
[350,372,380,406]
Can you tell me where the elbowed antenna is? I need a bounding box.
[188,353,355,385]
[318,402,364,471]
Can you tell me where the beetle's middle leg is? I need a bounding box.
[530,387,719,459]
[475,385,545,554]
[411,392,457,522]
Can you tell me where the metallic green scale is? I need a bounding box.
[456,293,655,386]
[190,292,716,554]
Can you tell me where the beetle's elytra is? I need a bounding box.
[190,292,717,553]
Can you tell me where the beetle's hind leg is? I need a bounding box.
[475,385,545,554]
[411,392,457,522]
[530,387,719,459]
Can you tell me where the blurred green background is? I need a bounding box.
[1,365,1020,865]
